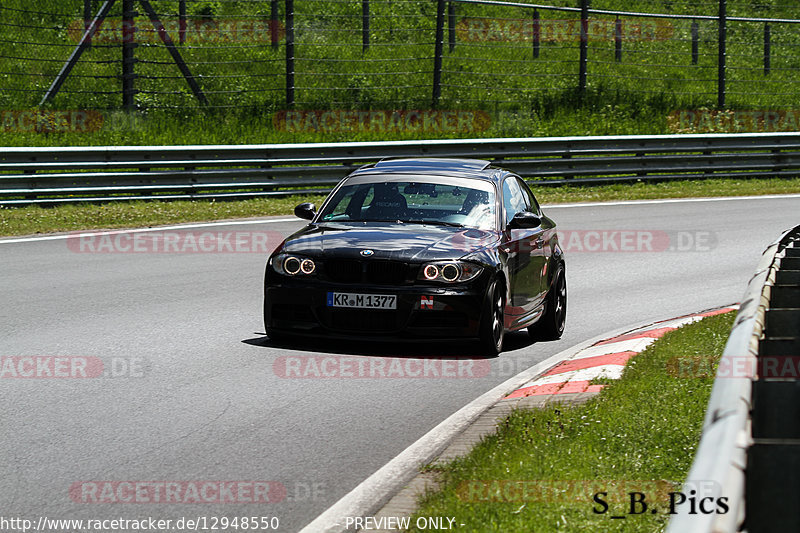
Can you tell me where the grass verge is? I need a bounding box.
[2,177,799,237]
[409,310,736,533]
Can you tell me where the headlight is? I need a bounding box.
[417,261,483,283]
[272,253,316,276]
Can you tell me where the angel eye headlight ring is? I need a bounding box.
[423,264,439,280]
[300,258,316,274]
[283,256,302,275]
[441,263,460,282]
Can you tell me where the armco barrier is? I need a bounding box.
[3,132,800,205]
[667,224,800,533]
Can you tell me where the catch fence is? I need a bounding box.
[0,0,799,115]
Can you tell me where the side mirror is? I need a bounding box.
[294,202,316,221]
[508,211,541,229]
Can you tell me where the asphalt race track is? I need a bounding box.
[2,194,799,532]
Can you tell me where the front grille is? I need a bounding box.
[323,259,409,285]
[366,261,408,285]
[326,309,398,332]
[324,259,362,283]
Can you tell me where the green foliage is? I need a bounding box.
[0,0,799,145]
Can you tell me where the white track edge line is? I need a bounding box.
[4,193,800,245]
[543,192,800,209]
[0,218,297,245]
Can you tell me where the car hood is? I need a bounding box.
[279,222,499,262]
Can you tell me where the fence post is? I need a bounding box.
[718,0,727,108]
[286,0,294,107]
[271,0,279,50]
[433,0,445,107]
[533,9,539,59]
[614,17,622,62]
[122,0,136,111]
[579,0,589,97]
[764,23,771,75]
[362,0,370,52]
[40,0,116,106]
[84,0,92,47]
[178,0,186,44]
[691,20,699,65]
[448,1,456,52]
[179,0,186,44]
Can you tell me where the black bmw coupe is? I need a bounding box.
[264,158,565,355]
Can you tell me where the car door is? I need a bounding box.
[516,177,549,308]
[501,176,543,319]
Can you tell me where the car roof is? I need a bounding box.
[348,157,509,183]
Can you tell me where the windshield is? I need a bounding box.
[318,179,497,230]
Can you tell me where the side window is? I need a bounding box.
[516,177,541,214]
[502,177,527,227]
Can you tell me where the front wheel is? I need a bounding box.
[479,279,505,356]
[529,263,566,341]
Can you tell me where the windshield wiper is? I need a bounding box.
[401,219,465,228]
[335,218,467,228]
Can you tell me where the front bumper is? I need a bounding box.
[264,278,487,341]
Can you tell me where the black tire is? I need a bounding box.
[529,262,566,341]
[479,278,506,356]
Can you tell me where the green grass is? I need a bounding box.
[1,0,800,146]
[408,310,736,532]
[0,194,318,236]
[2,176,799,237]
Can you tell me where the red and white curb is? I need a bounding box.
[506,305,739,400]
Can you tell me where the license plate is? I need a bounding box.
[327,292,397,310]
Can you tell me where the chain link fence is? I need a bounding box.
[1,0,800,121]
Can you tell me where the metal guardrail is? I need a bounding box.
[667,224,800,533]
[3,132,800,205]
